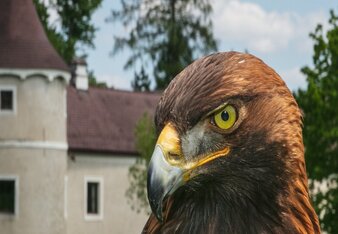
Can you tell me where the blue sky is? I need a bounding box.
[86,0,337,91]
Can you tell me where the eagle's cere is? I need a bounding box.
[143,52,320,234]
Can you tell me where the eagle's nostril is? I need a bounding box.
[167,152,184,165]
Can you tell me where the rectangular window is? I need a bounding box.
[0,86,16,114]
[84,177,103,220]
[87,182,99,214]
[0,179,16,214]
[0,90,13,110]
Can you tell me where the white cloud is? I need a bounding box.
[212,0,327,54]
[279,67,307,91]
[212,0,294,53]
[292,11,327,54]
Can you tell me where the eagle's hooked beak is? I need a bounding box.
[147,122,230,222]
[147,123,185,222]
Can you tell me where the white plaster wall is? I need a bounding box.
[0,76,67,141]
[67,153,149,234]
[0,148,67,234]
[0,74,68,234]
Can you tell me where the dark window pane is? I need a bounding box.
[0,91,13,110]
[0,180,15,214]
[87,182,99,214]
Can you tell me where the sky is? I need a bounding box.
[86,0,338,91]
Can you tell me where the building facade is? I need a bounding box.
[65,87,159,234]
[0,1,158,233]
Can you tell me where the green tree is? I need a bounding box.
[88,70,108,88]
[126,113,156,213]
[294,9,338,233]
[33,0,66,60]
[33,0,102,64]
[109,0,217,90]
[34,0,107,87]
[132,66,151,92]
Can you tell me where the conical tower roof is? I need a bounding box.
[0,0,69,72]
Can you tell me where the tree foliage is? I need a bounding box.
[294,9,338,233]
[33,0,102,64]
[34,0,107,88]
[88,70,108,88]
[33,0,66,60]
[132,66,151,91]
[126,113,156,213]
[109,0,218,90]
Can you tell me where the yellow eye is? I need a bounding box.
[213,105,237,130]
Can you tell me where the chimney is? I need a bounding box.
[71,57,89,90]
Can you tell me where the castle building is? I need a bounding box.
[0,1,158,233]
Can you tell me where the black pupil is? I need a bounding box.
[221,110,229,121]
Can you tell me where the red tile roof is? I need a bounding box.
[67,86,161,155]
[0,0,69,71]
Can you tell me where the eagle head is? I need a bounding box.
[144,52,320,233]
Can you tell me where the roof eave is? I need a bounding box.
[68,147,141,157]
[0,68,71,83]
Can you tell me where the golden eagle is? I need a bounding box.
[143,52,320,234]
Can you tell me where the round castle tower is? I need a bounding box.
[0,0,70,233]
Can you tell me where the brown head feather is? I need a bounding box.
[144,52,320,234]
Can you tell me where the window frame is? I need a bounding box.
[0,86,17,115]
[84,176,103,221]
[0,175,19,217]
